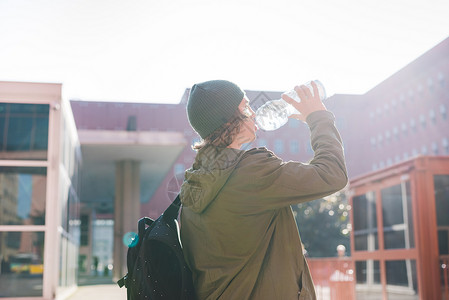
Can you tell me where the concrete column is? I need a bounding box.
[113,160,141,281]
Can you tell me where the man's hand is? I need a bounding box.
[281,81,327,122]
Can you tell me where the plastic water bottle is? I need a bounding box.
[255,80,326,131]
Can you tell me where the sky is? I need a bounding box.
[1,0,448,104]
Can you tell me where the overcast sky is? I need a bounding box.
[1,0,448,103]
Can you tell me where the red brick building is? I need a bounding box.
[71,37,449,219]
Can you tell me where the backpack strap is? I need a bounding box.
[162,194,181,222]
[117,274,127,288]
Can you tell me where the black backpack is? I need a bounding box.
[117,195,196,300]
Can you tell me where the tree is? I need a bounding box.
[292,191,351,257]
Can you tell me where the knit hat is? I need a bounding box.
[187,80,245,139]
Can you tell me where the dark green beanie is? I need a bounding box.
[187,80,245,139]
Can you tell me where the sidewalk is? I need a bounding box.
[66,275,126,300]
[67,284,126,300]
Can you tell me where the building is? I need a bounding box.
[349,156,449,299]
[0,82,81,299]
[0,35,448,299]
[70,36,448,299]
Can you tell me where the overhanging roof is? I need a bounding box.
[78,130,186,214]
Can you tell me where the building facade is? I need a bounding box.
[0,36,447,299]
[71,37,449,219]
[0,81,81,299]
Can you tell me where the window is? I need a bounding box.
[80,214,89,246]
[399,94,405,106]
[376,107,382,117]
[305,142,313,155]
[385,260,418,298]
[385,130,391,142]
[421,145,428,155]
[356,260,380,284]
[393,127,399,140]
[442,138,449,154]
[0,232,45,297]
[434,175,449,256]
[353,192,378,251]
[387,158,393,166]
[427,77,434,93]
[257,138,267,148]
[0,167,47,225]
[403,152,409,160]
[417,84,423,95]
[0,103,49,160]
[429,109,436,124]
[391,99,397,108]
[438,72,445,87]
[274,139,284,153]
[377,134,383,145]
[432,142,439,155]
[440,104,447,120]
[174,163,185,177]
[190,137,202,150]
[409,119,416,132]
[419,114,426,128]
[408,89,414,101]
[381,182,415,249]
[289,140,299,154]
[288,119,300,128]
[355,260,382,299]
[401,123,407,136]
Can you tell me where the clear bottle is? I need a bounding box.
[255,80,326,131]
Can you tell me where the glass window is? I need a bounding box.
[0,103,49,160]
[419,114,426,128]
[0,167,46,225]
[434,175,449,256]
[443,138,449,155]
[386,260,418,299]
[421,145,428,155]
[432,142,439,155]
[438,72,445,86]
[353,192,378,251]
[382,182,415,249]
[257,138,267,148]
[173,163,185,178]
[408,90,414,101]
[440,104,447,119]
[288,119,300,128]
[355,260,381,300]
[0,231,45,297]
[68,187,80,238]
[274,139,284,153]
[355,260,380,284]
[290,140,299,154]
[409,119,416,132]
[401,123,407,135]
[305,142,313,155]
[80,214,89,246]
[438,230,449,255]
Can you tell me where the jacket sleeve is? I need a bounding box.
[234,110,348,210]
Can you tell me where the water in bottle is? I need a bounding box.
[255,80,326,131]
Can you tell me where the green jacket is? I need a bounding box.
[180,110,348,300]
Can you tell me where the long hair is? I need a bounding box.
[192,112,246,151]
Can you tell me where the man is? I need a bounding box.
[180,79,347,299]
